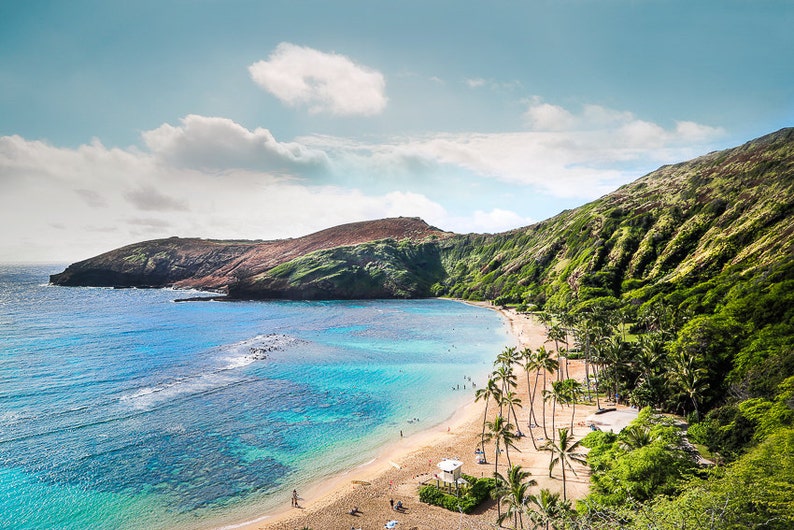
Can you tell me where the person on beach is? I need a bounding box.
[389,498,394,510]
[291,489,299,507]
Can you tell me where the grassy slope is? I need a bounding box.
[434,128,794,311]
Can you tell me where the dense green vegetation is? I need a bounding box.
[418,474,497,514]
[228,238,446,299]
[434,129,794,528]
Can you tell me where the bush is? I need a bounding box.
[418,475,496,514]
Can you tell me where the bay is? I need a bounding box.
[0,265,511,529]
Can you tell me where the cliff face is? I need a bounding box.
[49,217,451,293]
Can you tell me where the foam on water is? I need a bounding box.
[0,265,513,530]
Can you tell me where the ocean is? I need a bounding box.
[0,265,512,530]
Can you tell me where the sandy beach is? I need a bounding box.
[229,303,630,530]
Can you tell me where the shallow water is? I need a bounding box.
[0,265,511,529]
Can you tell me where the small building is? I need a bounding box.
[437,458,463,483]
[435,458,467,495]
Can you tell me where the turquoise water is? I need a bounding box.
[0,265,511,529]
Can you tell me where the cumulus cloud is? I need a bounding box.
[523,101,577,131]
[248,43,387,116]
[124,185,188,212]
[142,114,330,173]
[453,209,534,234]
[0,120,446,261]
[466,78,486,88]
[0,107,726,262]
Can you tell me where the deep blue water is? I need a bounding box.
[0,265,511,529]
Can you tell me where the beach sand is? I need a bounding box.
[229,303,631,530]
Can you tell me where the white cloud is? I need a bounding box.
[523,100,577,131]
[0,124,445,262]
[466,78,486,88]
[675,120,726,142]
[466,77,523,91]
[0,107,726,262]
[142,114,330,173]
[248,43,387,116]
[470,209,535,234]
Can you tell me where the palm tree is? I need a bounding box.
[500,391,524,438]
[632,333,667,408]
[618,423,654,451]
[521,347,541,450]
[485,414,520,522]
[534,346,558,440]
[575,306,614,408]
[536,311,553,332]
[474,378,501,458]
[543,428,587,501]
[492,364,518,416]
[495,464,537,529]
[485,414,520,473]
[559,378,583,432]
[668,352,709,420]
[496,345,522,371]
[527,488,571,530]
[542,380,570,443]
[598,336,634,404]
[635,334,665,382]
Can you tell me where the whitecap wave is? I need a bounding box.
[219,333,305,369]
[121,333,306,409]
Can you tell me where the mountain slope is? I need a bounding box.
[50,217,450,291]
[434,128,794,309]
[51,128,794,307]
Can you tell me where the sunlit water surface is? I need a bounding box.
[0,265,511,529]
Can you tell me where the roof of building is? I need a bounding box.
[437,459,463,472]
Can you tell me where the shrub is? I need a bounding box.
[418,475,496,514]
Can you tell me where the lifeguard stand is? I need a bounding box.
[435,458,466,495]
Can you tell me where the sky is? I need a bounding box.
[1,1,792,263]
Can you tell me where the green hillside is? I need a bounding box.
[428,128,794,528]
[435,128,793,311]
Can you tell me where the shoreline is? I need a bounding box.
[216,301,611,530]
[218,299,509,530]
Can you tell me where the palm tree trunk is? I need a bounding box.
[494,441,501,521]
[526,371,539,451]
[570,400,576,433]
[541,370,549,440]
[594,364,602,410]
[509,403,521,437]
[480,398,489,458]
[561,460,567,501]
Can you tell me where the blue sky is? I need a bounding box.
[1,0,792,262]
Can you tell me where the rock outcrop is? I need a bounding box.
[50,217,451,295]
